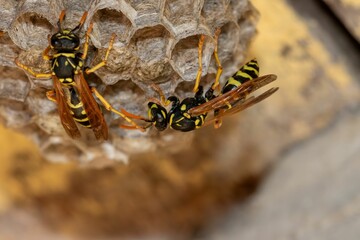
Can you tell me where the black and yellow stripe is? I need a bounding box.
[222,59,259,94]
[66,88,91,128]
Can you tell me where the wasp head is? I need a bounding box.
[50,30,80,51]
[50,10,87,51]
[147,102,168,131]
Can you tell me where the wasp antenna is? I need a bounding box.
[72,11,88,32]
[57,10,66,31]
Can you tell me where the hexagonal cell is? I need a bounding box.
[8,0,64,50]
[133,25,170,62]
[9,12,54,50]
[163,0,202,32]
[124,0,164,26]
[212,21,242,78]
[170,34,214,82]
[63,0,92,14]
[0,66,30,102]
[0,0,17,31]
[0,32,21,67]
[134,61,175,84]
[201,0,236,31]
[202,0,226,15]
[90,8,135,47]
[94,43,138,85]
[131,25,176,82]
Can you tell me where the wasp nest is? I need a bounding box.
[0,0,258,163]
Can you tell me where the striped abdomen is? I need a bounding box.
[222,59,259,94]
[66,87,91,128]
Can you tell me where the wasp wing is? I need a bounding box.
[74,72,108,140]
[189,74,277,116]
[53,76,81,138]
[202,87,279,127]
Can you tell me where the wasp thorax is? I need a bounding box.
[50,29,80,51]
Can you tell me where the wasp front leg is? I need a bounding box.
[85,33,116,74]
[15,58,52,79]
[90,87,147,132]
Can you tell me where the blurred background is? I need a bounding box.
[0,0,359,239]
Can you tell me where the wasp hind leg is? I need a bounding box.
[90,87,147,132]
[212,28,223,92]
[46,90,57,103]
[193,35,206,93]
[85,33,116,74]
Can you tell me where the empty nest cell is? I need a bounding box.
[90,8,134,47]
[170,34,214,82]
[131,25,176,83]
[125,0,164,26]
[9,12,54,50]
[163,0,202,26]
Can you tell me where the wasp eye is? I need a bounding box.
[50,37,59,47]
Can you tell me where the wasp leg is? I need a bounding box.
[46,90,57,103]
[212,28,223,92]
[213,109,224,129]
[90,87,146,132]
[119,107,147,120]
[15,58,52,79]
[193,34,205,93]
[149,82,171,106]
[81,22,93,60]
[85,33,116,74]
[42,45,52,61]
[120,123,153,130]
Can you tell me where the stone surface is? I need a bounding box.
[202,107,360,240]
[323,0,360,43]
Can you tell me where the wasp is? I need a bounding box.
[120,29,278,132]
[15,10,143,140]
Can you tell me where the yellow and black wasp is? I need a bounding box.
[15,10,143,140]
[120,29,278,132]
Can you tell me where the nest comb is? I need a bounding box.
[0,0,259,164]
